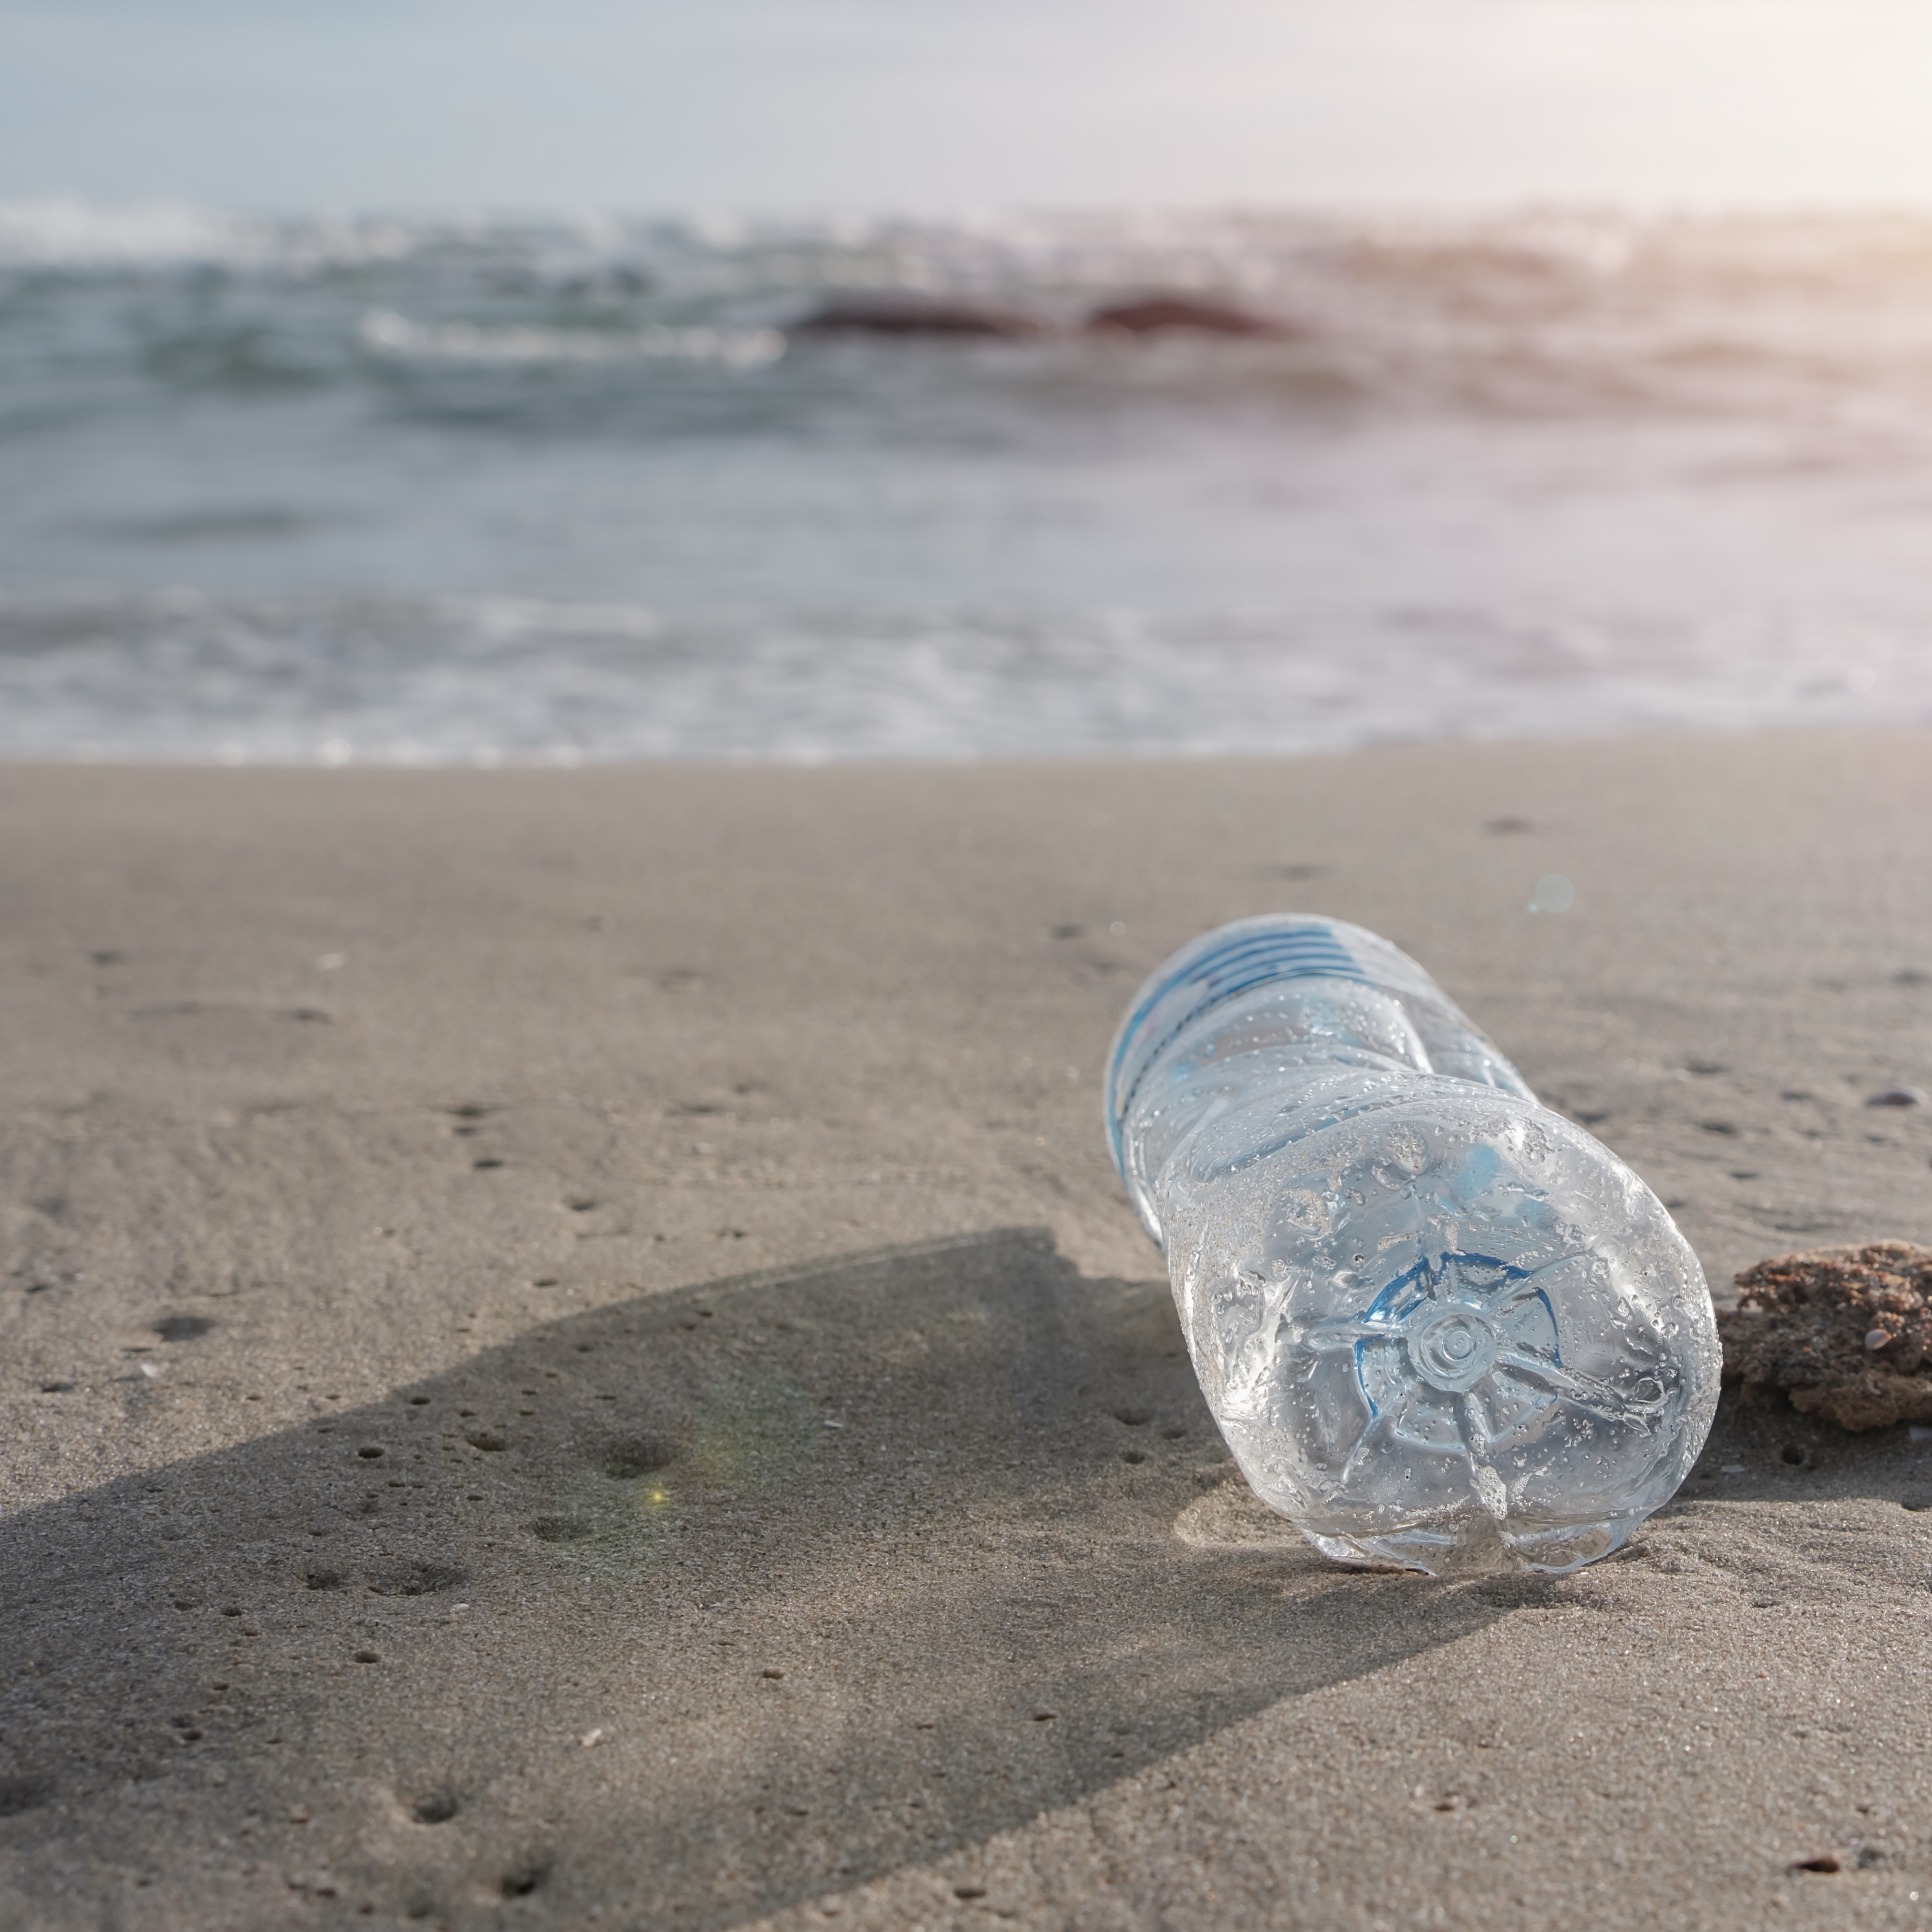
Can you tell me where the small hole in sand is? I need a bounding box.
[473,1158,505,1171]
[1780,1446,1806,1466]
[353,1649,381,1664]
[357,1446,385,1460]
[155,1315,214,1342]
[1111,1406,1153,1427]
[1791,1855,1840,1874]
[412,1790,459,1825]
[366,1562,467,1597]
[604,1434,678,1477]
[0,1777,53,1818]
[500,1863,548,1899]
[1120,1449,1145,1465]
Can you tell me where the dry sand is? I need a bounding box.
[2,731,1931,1931]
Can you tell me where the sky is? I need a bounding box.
[5,0,1932,211]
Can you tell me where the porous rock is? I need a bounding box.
[1719,1241,1932,1431]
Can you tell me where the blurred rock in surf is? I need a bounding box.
[1083,295,1289,337]
[789,296,1044,338]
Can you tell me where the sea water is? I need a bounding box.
[4,199,1932,764]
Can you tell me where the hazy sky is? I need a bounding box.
[6,0,1932,210]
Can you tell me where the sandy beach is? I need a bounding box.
[4,729,1932,1930]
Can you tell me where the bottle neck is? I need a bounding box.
[1106,916,1442,1182]
[1115,974,1442,1246]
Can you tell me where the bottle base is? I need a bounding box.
[1297,1511,1638,1577]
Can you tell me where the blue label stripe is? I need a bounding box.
[1106,921,1369,1173]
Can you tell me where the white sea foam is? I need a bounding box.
[0,198,436,272]
[0,198,263,268]
[358,309,784,369]
[0,590,1926,768]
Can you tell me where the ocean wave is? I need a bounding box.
[8,195,1932,294]
[10,203,1932,767]
[1,589,1926,768]
[12,199,1932,425]
[0,198,425,271]
[357,309,784,369]
[0,198,265,268]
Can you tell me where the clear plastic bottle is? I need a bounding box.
[1105,916,1719,1576]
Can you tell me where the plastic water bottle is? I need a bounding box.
[1105,916,1719,1575]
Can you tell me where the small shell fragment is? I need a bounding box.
[1866,1329,1892,1350]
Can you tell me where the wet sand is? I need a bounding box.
[3,731,1932,1930]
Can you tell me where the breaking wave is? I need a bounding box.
[7,199,1932,761]
[0,589,1923,767]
